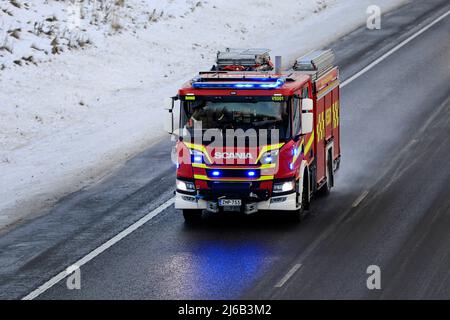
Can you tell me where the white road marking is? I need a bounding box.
[23,7,450,301]
[22,197,175,300]
[352,190,369,208]
[341,9,450,88]
[275,264,302,288]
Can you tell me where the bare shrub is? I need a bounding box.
[0,36,13,54]
[8,28,21,40]
[51,37,60,54]
[9,0,22,9]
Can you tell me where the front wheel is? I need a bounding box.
[182,209,203,224]
[288,179,309,222]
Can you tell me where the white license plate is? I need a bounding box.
[218,199,242,206]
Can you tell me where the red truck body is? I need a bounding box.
[170,49,341,221]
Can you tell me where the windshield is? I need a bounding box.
[182,98,291,140]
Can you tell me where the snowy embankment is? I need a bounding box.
[0,0,407,229]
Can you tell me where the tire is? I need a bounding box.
[303,169,311,211]
[182,209,202,223]
[288,178,309,222]
[320,152,333,196]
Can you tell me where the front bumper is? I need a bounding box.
[175,191,297,213]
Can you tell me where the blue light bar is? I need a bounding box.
[247,171,256,177]
[211,170,221,177]
[192,77,285,90]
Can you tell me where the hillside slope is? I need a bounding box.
[0,0,407,229]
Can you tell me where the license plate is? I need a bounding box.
[218,199,242,206]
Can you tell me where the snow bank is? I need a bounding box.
[0,0,408,228]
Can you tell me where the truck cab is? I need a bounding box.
[167,49,341,222]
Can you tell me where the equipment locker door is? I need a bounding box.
[332,87,340,160]
[315,97,326,184]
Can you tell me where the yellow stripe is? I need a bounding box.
[184,142,284,165]
[334,101,340,128]
[322,113,325,138]
[194,174,274,182]
[304,132,314,155]
[291,140,304,164]
[183,142,213,163]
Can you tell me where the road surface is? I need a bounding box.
[0,0,449,300]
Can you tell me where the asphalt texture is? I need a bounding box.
[0,0,449,300]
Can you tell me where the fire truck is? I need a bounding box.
[166,48,341,222]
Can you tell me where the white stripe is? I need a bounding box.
[341,9,450,88]
[274,264,302,288]
[352,190,369,208]
[22,197,175,300]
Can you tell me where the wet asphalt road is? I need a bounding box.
[0,0,449,300]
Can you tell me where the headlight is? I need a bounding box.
[273,180,295,193]
[261,150,279,164]
[176,179,196,192]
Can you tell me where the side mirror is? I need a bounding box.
[302,98,313,111]
[301,113,313,135]
[164,97,180,135]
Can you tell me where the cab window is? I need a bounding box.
[292,98,301,135]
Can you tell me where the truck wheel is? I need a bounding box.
[320,152,333,196]
[289,179,308,222]
[182,209,202,223]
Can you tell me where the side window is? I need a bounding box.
[292,98,301,135]
[301,86,309,99]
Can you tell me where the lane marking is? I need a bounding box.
[23,7,450,301]
[22,197,175,300]
[274,264,302,288]
[341,9,450,88]
[352,190,369,208]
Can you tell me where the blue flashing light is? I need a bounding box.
[289,163,294,171]
[193,155,203,163]
[192,77,285,90]
[247,171,256,177]
[212,170,221,177]
[293,148,298,156]
[265,156,273,163]
[234,84,255,88]
[176,163,180,169]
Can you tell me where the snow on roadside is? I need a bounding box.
[0,0,408,229]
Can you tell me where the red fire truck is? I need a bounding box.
[166,48,341,222]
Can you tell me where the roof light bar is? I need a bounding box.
[191,77,285,90]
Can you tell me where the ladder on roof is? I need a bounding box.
[293,49,335,80]
[214,48,273,71]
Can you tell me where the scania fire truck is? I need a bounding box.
[166,48,341,222]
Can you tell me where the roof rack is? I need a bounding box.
[214,48,273,71]
[293,49,335,79]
